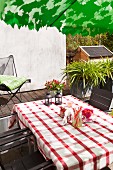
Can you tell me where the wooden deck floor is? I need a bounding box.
[0,88,70,118]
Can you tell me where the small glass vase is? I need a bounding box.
[49,90,62,98]
[49,90,56,98]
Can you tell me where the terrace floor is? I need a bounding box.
[0,87,70,118]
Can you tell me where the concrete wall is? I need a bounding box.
[0,21,66,91]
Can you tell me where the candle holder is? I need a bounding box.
[45,92,52,106]
[55,91,62,105]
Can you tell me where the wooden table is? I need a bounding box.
[11,95,113,170]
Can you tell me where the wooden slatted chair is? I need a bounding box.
[0,127,33,153]
[0,127,55,170]
[85,87,113,111]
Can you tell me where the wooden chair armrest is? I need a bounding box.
[0,128,32,152]
[0,127,29,138]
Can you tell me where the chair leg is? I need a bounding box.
[7,91,22,103]
[27,135,38,154]
[28,137,32,154]
[33,136,38,152]
[0,155,5,170]
[5,82,24,104]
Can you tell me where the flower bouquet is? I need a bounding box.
[82,108,93,122]
[45,79,66,92]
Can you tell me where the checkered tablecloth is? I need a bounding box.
[11,95,113,170]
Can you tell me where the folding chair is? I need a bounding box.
[85,87,113,111]
[0,55,31,105]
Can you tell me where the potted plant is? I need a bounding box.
[63,59,112,99]
[99,58,113,91]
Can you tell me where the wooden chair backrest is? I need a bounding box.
[89,87,113,111]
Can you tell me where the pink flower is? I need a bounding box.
[82,108,93,119]
[45,79,65,91]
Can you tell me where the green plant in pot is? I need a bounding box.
[63,60,107,99]
[99,58,113,91]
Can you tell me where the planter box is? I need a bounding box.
[99,77,113,92]
[70,80,91,99]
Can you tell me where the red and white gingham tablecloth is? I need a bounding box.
[11,95,113,170]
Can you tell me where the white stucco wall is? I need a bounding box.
[0,21,66,91]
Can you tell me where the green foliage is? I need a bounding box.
[0,0,5,18]
[66,34,101,51]
[102,33,113,51]
[1,0,113,36]
[63,59,113,90]
[66,33,113,52]
[100,58,113,79]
